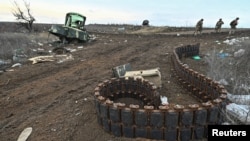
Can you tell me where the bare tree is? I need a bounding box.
[12,0,35,32]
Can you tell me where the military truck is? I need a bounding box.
[48,12,90,44]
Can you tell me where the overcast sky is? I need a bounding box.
[0,0,249,28]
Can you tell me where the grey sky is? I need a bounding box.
[0,0,249,27]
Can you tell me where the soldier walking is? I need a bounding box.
[215,18,224,33]
[194,18,204,35]
[229,17,239,35]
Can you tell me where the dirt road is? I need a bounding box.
[1,26,249,141]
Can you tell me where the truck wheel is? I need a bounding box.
[52,47,68,54]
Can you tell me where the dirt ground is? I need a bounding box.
[0,25,250,141]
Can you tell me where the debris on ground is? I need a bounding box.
[28,54,74,64]
[13,49,28,63]
[192,55,201,60]
[17,127,33,141]
[124,67,162,88]
[226,103,250,124]
[112,63,132,78]
[160,96,169,105]
[223,37,249,45]
[218,79,229,85]
[218,53,230,58]
[234,49,245,57]
[227,93,250,105]
[112,63,162,88]
[12,63,22,68]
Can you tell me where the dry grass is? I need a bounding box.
[205,38,250,95]
[0,33,30,59]
[204,38,250,124]
[0,32,58,61]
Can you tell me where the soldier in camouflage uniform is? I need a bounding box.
[194,19,204,35]
[229,17,239,35]
[215,18,224,33]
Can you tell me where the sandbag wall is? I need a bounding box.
[93,44,228,141]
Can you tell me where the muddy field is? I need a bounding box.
[0,24,250,141]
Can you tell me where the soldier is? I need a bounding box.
[194,18,204,35]
[215,18,224,33]
[229,17,239,35]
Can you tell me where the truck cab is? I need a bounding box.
[48,12,89,43]
[65,12,86,30]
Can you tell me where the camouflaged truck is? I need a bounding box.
[48,12,90,44]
